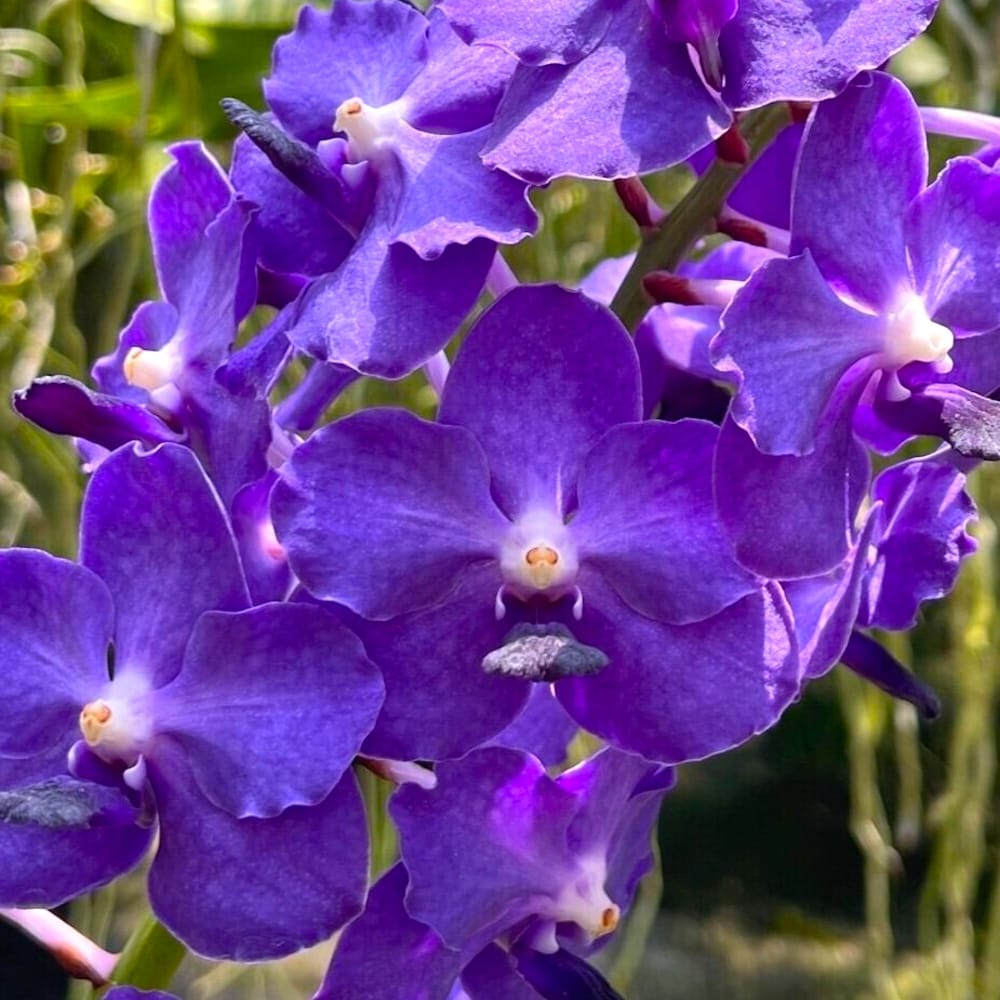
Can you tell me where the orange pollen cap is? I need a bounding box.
[600,905,620,934]
[342,98,363,117]
[79,700,112,744]
[525,545,559,567]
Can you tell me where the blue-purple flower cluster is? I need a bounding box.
[3,0,997,996]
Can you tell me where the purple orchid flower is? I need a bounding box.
[272,283,800,764]
[711,71,1000,578]
[91,144,257,413]
[439,0,937,182]
[317,746,673,999]
[14,143,273,513]
[0,443,384,960]
[226,0,536,379]
[12,143,292,603]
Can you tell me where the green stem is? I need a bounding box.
[918,475,998,992]
[837,669,898,1000]
[610,102,792,329]
[981,845,1000,999]
[109,914,186,992]
[358,767,399,879]
[884,631,922,853]
[608,837,662,993]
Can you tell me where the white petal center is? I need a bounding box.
[499,509,579,601]
[334,96,406,164]
[79,673,154,766]
[541,855,620,944]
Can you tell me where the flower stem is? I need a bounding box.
[837,668,898,1000]
[110,914,186,992]
[610,103,792,330]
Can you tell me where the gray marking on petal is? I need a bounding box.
[0,777,136,829]
[482,623,608,681]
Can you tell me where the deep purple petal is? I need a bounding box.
[513,946,625,1000]
[906,156,1000,334]
[273,362,359,432]
[439,285,641,519]
[145,143,258,367]
[265,1,428,146]
[557,748,672,908]
[287,195,493,378]
[579,253,633,307]
[12,376,183,455]
[149,142,232,309]
[861,457,977,631]
[482,5,729,182]
[790,72,924,311]
[574,420,754,624]
[784,511,880,679]
[80,444,249,689]
[714,400,871,580]
[637,304,733,383]
[840,631,940,719]
[931,330,1000,398]
[439,0,618,65]
[0,551,112,756]
[851,374,917,456]
[462,944,539,1000]
[683,240,777,282]
[634,301,735,421]
[490,685,578,767]
[560,576,800,763]
[231,473,292,605]
[0,747,152,907]
[354,566,529,761]
[148,745,368,961]
[714,251,884,455]
[721,1,939,110]
[656,0,737,44]
[273,409,507,619]
[0,813,150,909]
[600,787,674,920]
[224,101,373,236]
[230,133,354,279]
[175,373,272,511]
[393,747,580,949]
[392,125,536,258]
[154,603,383,818]
[314,863,464,1000]
[172,192,256,350]
[405,9,516,132]
[635,327,733,422]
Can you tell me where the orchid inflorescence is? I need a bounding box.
[2,0,997,997]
